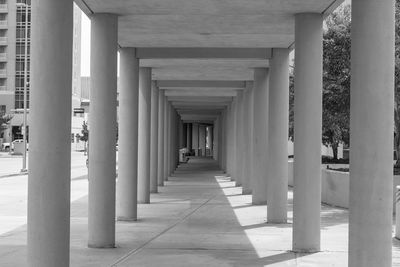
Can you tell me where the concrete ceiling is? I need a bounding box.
[76,0,344,122]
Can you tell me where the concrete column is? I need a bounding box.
[192,123,199,155]
[227,101,237,180]
[28,0,73,265]
[183,123,188,148]
[267,48,290,223]
[235,91,244,187]
[150,82,159,193]
[167,105,173,174]
[227,102,235,179]
[88,14,118,248]
[209,126,214,157]
[292,13,323,252]
[242,82,253,195]
[163,99,169,181]
[252,68,269,205]
[220,110,227,171]
[175,113,180,165]
[213,122,218,160]
[396,186,400,239]
[169,106,176,173]
[178,120,184,149]
[187,123,192,151]
[349,1,394,266]
[199,125,206,156]
[116,48,139,221]
[157,90,165,186]
[138,67,152,204]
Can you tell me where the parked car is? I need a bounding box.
[11,139,28,151]
[1,142,10,151]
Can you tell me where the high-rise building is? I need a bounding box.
[0,0,82,143]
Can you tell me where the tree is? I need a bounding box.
[394,0,400,166]
[322,4,351,159]
[80,121,89,155]
[288,4,351,159]
[0,113,13,140]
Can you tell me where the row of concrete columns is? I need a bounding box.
[29,10,185,265]
[28,0,395,266]
[183,122,215,157]
[220,4,395,267]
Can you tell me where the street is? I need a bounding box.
[0,151,89,235]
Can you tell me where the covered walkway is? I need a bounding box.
[5,158,400,266]
[28,0,396,266]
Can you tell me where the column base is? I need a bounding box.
[252,200,267,205]
[150,189,158,193]
[242,188,252,195]
[291,248,320,253]
[267,219,288,224]
[88,243,116,249]
[138,200,150,204]
[117,216,137,222]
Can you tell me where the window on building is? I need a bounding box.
[16,0,31,5]
[16,43,30,56]
[14,89,29,109]
[16,28,30,41]
[71,133,74,143]
[0,105,5,115]
[16,59,29,72]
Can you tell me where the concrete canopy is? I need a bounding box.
[75,0,344,116]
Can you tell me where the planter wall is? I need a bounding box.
[287,160,400,212]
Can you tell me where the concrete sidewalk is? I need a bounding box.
[1,157,400,266]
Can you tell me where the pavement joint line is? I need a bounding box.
[111,193,219,266]
[0,172,28,179]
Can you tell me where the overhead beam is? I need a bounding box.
[167,96,233,102]
[136,48,272,59]
[182,120,214,124]
[181,115,219,121]
[157,80,246,89]
[174,106,226,111]
[177,110,222,115]
[165,90,237,97]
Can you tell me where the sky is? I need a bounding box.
[79,0,352,76]
[80,13,91,77]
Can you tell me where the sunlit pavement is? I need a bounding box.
[0,151,88,236]
[1,157,400,266]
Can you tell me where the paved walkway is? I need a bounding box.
[1,157,400,266]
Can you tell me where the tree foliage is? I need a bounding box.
[394,0,400,165]
[0,114,13,129]
[80,121,89,155]
[322,4,351,159]
[288,4,351,159]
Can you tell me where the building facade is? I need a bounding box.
[0,0,82,144]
